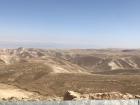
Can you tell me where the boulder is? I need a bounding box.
[64,91,81,100]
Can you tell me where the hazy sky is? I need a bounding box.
[0,0,140,48]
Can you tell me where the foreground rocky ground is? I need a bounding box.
[0,48,139,101]
[0,86,140,101]
[64,91,140,100]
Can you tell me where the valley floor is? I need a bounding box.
[0,73,140,100]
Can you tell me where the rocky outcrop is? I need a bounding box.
[135,95,140,98]
[0,55,20,65]
[64,91,81,100]
[64,91,139,100]
[0,89,139,101]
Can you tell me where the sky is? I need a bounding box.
[0,0,140,48]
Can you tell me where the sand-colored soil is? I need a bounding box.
[0,83,40,100]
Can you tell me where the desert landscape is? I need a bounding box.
[0,47,140,101]
[1,0,140,105]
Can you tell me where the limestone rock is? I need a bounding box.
[64,91,136,100]
[135,95,140,98]
[64,91,81,100]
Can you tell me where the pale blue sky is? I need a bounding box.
[0,0,140,48]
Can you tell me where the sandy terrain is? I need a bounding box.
[0,83,42,100]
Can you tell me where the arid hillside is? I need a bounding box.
[0,48,140,100]
[0,48,140,73]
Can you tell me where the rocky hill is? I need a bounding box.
[0,48,140,100]
[0,48,140,74]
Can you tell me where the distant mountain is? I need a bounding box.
[0,41,98,49]
[0,48,140,74]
